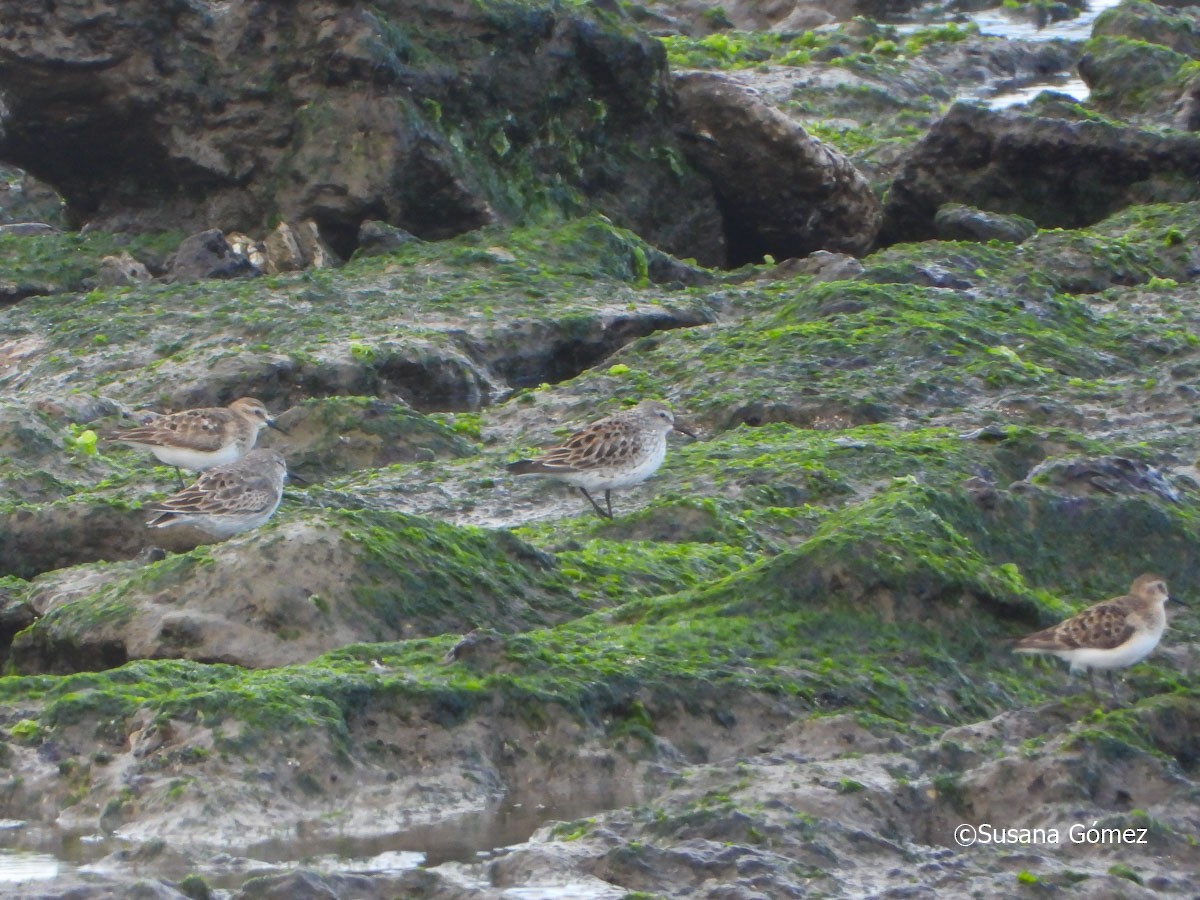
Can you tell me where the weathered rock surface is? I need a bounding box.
[882,103,1200,243]
[934,202,1037,243]
[168,229,260,282]
[2,2,1200,899]
[673,71,883,264]
[9,510,577,673]
[0,0,727,265]
[1074,0,1200,128]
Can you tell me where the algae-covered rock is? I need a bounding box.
[881,104,1200,243]
[0,217,721,413]
[2,5,1200,893]
[8,509,579,672]
[1091,0,1200,58]
[1079,35,1192,121]
[271,396,476,478]
[0,0,726,265]
[934,203,1037,244]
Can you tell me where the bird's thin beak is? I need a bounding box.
[287,470,309,485]
[1169,593,1185,605]
[673,421,698,440]
[267,419,290,436]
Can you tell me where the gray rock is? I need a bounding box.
[263,221,341,273]
[233,871,391,900]
[757,251,866,282]
[1023,455,1183,503]
[0,881,191,900]
[934,203,1037,244]
[356,219,423,257]
[881,103,1200,243]
[94,251,154,286]
[0,222,57,236]
[167,230,260,282]
[673,71,882,265]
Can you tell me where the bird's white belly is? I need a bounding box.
[1064,627,1163,672]
[150,441,244,471]
[558,439,668,490]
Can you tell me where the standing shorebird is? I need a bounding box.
[145,449,289,539]
[1013,574,1178,701]
[106,397,283,484]
[506,400,697,519]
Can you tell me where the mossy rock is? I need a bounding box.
[0,217,720,413]
[8,508,582,672]
[1092,0,1200,58]
[1080,35,1192,117]
[270,395,477,478]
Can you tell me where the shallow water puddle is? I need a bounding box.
[0,820,115,884]
[962,0,1120,107]
[0,789,629,888]
[961,74,1091,107]
[306,848,426,874]
[0,849,61,882]
[246,796,608,869]
[966,0,1124,43]
[898,0,1124,107]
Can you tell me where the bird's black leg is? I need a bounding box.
[1087,669,1098,699]
[174,466,186,488]
[1106,670,1120,705]
[604,490,613,518]
[579,488,613,519]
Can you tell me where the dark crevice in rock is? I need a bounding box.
[672,71,881,267]
[9,635,130,677]
[0,590,36,672]
[469,307,718,391]
[372,353,501,411]
[717,196,773,270]
[206,309,720,413]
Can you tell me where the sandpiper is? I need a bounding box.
[1013,574,1178,701]
[146,448,288,539]
[507,400,696,519]
[107,397,283,484]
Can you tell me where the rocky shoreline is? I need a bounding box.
[1,0,1199,897]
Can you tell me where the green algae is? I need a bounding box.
[1070,690,1200,768]
[0,231,180,298]
[559,276,1141,425]
[661,21,977,72]
[0,216,715,409]
[1080,36,1193,116]
[0,182,1198,859]
[339,508,582,632]
[661,30,828,70]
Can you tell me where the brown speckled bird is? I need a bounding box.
[106,397,283,485]
[146,449,288,539]
[1013,574,1177,701]
[507,400,696,518]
